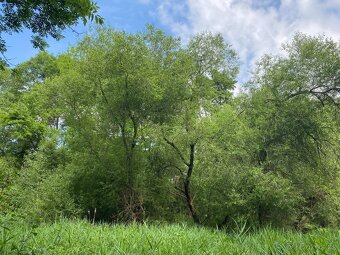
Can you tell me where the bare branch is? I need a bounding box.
[163,137,190,166]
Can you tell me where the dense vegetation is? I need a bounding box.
[0,26,339,233]
[1,218,339,254]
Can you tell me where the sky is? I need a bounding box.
[3,0,340,84]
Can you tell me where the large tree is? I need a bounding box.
[244,33,340,228]
[161,32,238,224]
[45,26,184,221]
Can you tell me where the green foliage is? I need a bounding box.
[243,33,340,229]
[66,149,126,221]
[190,106,301,227]
[17,170,80,224]
[0,219,339,254]
[0,28,338,230]
[0,0,103,68]
[0,158,18,213]
[2,137,78,223]
[0,102,46,165]
[13,52,60,87]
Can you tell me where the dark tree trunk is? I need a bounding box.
[183,177,200,224]
[164,139,200,224]
[184,143,200,224]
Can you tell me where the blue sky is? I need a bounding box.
[3,0,340,84]
[3,0,164,65]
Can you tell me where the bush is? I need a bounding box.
[0,157,18,214]
[3,138,79,223]
[194,166,301,228]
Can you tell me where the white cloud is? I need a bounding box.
[157,0,340,84]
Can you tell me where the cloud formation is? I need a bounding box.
[157,0,340,83]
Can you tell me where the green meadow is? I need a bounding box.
[1,219,339,255]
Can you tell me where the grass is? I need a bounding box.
[1,218,339,254]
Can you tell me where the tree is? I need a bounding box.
[0,0,103,68]
[254,33,339,107]
[0,52,61,165]
[13,51,60,86]
[43,26,184,222]
[247,33,339,168]
[161,32,238,224]
[243,33,340,228]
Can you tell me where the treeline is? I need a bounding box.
[0,27,339,230]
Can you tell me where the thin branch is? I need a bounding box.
[163,137,189,166]
[174,186,185,195]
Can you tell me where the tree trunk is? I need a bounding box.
[164,139,200,224]
[120,116,144,223]
[184,143,200,224]
[184,177,200,224]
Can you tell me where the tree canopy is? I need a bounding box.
[0,0,103,67]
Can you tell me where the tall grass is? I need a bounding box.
[1,218,339,254]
